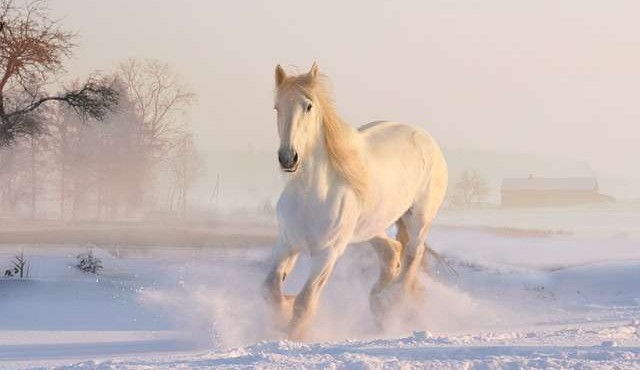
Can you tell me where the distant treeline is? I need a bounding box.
[0,1,200,220]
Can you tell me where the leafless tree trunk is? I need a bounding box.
[59,132,67,220]
[168,134,201,218]
[29,135,36,218]
[0,145,21,216]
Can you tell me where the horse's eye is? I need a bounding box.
[305,103,313,113]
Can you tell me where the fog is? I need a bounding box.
[3,3,640,363]
[43,0,639,207]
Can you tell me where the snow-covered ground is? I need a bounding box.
[1,206,640,369]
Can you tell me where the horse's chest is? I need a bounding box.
[277,188,358,251]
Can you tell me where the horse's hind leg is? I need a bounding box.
[369,233,403,327]
[398,166,447,296]
[396,218,410,248]
[397,210,433,297]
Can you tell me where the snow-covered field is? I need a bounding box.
[1,206,640,369]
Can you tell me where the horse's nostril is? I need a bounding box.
[278,148,298,170]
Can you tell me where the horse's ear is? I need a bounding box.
[275,64,286,86]
[309,62,319,79]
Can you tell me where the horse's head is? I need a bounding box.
[273,62,321,173]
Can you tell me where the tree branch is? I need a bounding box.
[1,76,119,145]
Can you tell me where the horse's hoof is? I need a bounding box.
[370,285,402,324]
[266,294,297,331]
[286,326,308,342]
[282,294,295,316]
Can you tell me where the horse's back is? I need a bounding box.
[357,120,392,132]
[358,121,444,167]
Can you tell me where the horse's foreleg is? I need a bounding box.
[287,248,339,340]
[262,242,300,328]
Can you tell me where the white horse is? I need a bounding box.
[263,63,448,340]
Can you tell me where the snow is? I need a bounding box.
[54,334,640,369]
[1,208,640,369]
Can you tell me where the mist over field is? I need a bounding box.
[1,1,639,369]
[45,0,640,210]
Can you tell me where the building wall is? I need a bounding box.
[501,190,614,207]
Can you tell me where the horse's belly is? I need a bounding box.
[352,218,390,243]
[352,190,415,242]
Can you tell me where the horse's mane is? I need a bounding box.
[277,73,369,199]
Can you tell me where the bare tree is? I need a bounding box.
[449,170,490,209]
[45,78,147,221]
[91,79,146,219]
[0,142,27,215]
[118,59,196,165]
[27,132,42,218]
[0,0,118,145]
[45,106,71,219]
[168,133,201,217]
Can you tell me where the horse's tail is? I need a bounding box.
[424,241,458,277]
[395,219,457,277]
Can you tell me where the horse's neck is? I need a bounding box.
[297,132,332,190]
[293,119,354,199]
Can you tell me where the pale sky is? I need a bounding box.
[49,0,639,200]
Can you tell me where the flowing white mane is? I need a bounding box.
[276,73,369,199]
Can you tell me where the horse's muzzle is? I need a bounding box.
[278,148,299,172]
